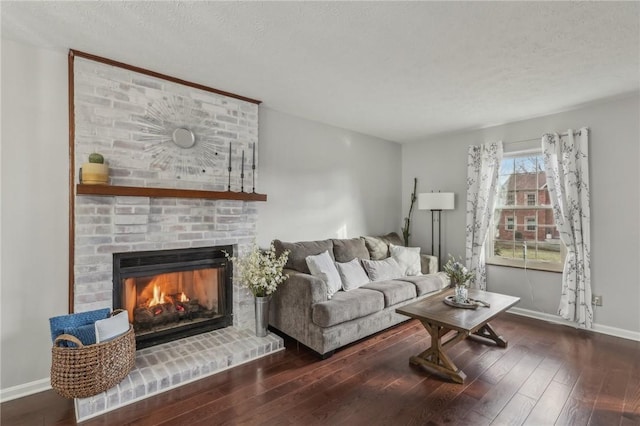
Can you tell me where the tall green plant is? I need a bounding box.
[401,177,417,246]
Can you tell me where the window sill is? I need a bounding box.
[486,258,563,273]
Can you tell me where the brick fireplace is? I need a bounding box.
[72,54,260,327]
[69,52,283,421]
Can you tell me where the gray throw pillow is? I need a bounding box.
[273,239,334,274]
[361,236,389,260]
[332,238,370,263]
[361,232,404,260]
[381,232,404,247]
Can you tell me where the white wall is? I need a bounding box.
[403,93,640,334]
[0,40,403,395]
[1,40,69,390]
[256,107,402,245]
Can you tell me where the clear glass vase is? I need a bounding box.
[454,285,468,304]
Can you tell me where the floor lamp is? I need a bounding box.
[418,192,455,271]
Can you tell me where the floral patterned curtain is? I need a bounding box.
[542,128,592,328]
[465,141,503,290]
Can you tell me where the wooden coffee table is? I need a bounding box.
[396,288,520,384]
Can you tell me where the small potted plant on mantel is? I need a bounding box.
[81,153,109,185]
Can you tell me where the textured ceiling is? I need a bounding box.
[2,1,639,143]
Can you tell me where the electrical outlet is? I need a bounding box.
[592,295,603,306]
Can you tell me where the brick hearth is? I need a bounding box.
[74,327,283,422]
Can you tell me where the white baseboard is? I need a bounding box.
[0,377,51,403]
[508,307,640,342]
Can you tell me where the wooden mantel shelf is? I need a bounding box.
[76,184,267,202]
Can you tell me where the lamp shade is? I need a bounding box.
[418,192,455,210]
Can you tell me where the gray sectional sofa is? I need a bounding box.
[270,233,450,358]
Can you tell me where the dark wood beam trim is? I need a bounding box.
[68,50,76,313]
[69,49,262,105]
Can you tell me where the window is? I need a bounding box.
[526,217,536,231]
[506,192,515,205]
[487,152,564,272]
[505,216,515,231]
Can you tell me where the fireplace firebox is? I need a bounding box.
[113,246,233,349]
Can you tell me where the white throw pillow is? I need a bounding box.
[305,250,342,299]
[390,244,422,276]
[335,258,370,291]
[95,310,129,343]
[361,257,404,281]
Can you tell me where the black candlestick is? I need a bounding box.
[227,142,232,191]
[252,142,256,193]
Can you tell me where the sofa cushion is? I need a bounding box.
[362,232,404,260]
[306,250,342,299]
[390,244,422,276]
[361,257,404,281]
[335,258,370,291]
[274,239,334,274]
[361,280,417,307]
[312,288,384,328]
[332,238,370,263]
[420,254,438,275]
[383,232,404,247]
[395,272,450,296]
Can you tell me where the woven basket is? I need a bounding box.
[51,321,136,399]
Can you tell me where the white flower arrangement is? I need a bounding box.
[226,243,290,297]
[443,255,474,287]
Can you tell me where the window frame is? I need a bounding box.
[486,150,565,273]
[525,216,536,231]
[505,216,515,231]
[506,192,515,205]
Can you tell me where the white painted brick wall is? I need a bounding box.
[73,58,260,329]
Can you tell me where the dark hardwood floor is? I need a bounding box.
[2,313,639,425]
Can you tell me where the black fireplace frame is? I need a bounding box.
[113,246,233,349]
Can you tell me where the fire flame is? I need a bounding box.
[143,282,189,307]
[148,283,166,307]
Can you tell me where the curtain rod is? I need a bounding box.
[506,129,584,146]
